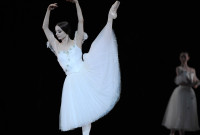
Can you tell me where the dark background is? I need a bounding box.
[1,0,200,135]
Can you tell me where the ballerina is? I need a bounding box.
[42,0,121,134]
[162,52,200,135]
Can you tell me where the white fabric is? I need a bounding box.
[175,67,194,85]
[46,41,56,55]
[57,45,84,75]
[47,23,121,131]
[162,67,199,131]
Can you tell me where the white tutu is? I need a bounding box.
[47,23,120,131]
[162,67,199,131]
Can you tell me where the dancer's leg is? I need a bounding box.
[82,123,91,135]
[170,129,175,135]
[179,129,185,135]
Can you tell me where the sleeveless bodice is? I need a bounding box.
[175,67,195,86]
[180,68,194,82]
[57,44,83,75]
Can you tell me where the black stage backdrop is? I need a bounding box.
[1,0,200,135]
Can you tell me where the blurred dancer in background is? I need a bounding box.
[162,52,200,135]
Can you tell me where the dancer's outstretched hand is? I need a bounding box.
[48,3,58,10]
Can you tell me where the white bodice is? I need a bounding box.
[57,44,84,75]
[175,67,195,85]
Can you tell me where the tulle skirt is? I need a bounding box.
[162,85,199,131]
[59,23,121,131]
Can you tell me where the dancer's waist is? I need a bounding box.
[65,61,84,75]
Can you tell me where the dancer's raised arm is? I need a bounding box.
[42,3,59,53]
[66,0,84,48]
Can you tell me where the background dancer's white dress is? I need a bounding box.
[47,23,120,131]
[162,66,199,131]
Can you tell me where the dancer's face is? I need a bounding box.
[55,25,67,40]
[180,53,189,63]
